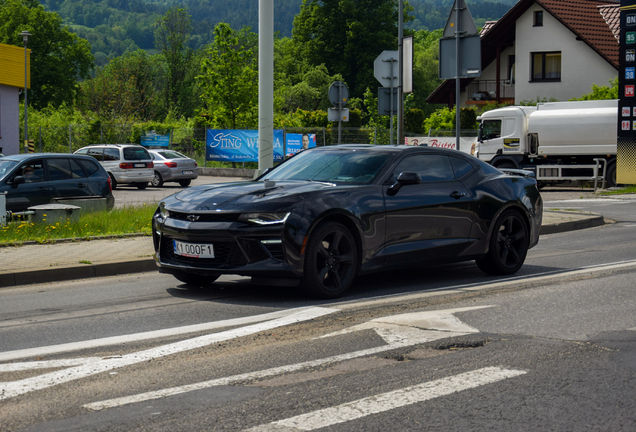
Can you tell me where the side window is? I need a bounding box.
[75,148,88,155]
[15,160,45,183]
[393,154,454,182]
[70,159,87,178]
[103,148,120,161]
[77,159,100,176]
[87,148,104,161]
[47,159,72,181]
[449,156,475,179]
[481,120,502,140]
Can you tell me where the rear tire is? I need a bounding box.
[476,209,529,275]
[179,179,191,187]
[151,171,164,187]
[136,182,148,190]
[173,271,219,286]
[301,221,358,299]
[109,173,117,190]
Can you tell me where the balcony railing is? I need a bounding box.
[466,80,515,101]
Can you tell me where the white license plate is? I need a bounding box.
[134,163,146,168]
[173,240,214,258]
[182,170,193,175]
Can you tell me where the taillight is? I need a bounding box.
[119,163,134,169]
[165,162,177,168]
[107,175,112,192]
[148,162,154,168]
[194,161,198,167]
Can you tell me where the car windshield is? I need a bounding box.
[264,148,391,185]
[123,147,151,161]
[0,159,19,181]
[158,151,187,159]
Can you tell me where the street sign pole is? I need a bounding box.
[455,1,462,151]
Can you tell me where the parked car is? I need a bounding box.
[148,149,198,187]
[0,153,115,212]
[74,144,154,190]
[152,144,543,299]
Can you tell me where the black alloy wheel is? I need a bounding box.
[152,171,164,187]
[476,209,529,275]
[302,221,358,299]
[173,270,220,286]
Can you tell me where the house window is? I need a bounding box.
[508,55,516,84]
[534,11,543,27]
[531,52,561,81]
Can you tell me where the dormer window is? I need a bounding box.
[534,11,543,27]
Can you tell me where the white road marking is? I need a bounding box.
[84,306,490,411]
[0,307,337,401]
[244,367,527,431]
[0,308,309,363]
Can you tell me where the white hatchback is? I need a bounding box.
[75,144,154,189]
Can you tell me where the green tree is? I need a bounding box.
[292,0,412,99]
[78,50,161,122]
[197,23,258,129]
[571,77,618,101]
[155,7,197,118]
[0,0,94,109]
[423,107,478,133]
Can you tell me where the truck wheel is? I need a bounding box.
[605,163,617,188]
[496,161,517,169]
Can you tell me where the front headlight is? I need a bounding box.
[159,203,170,219]
[238,212,291,226]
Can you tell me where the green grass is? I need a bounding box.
[0,205,155,245]
[599,185,636,195]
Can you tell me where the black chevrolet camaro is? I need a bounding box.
[152,145,542,298]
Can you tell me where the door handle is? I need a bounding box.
[450,191,466,199]
[78,183,86,187]
[38,187,47,191]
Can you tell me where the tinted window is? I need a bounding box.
[393,154,454,182]
[77,159,100,176]
[449,156,474,178]
[123,147,150,161]
[0,159,19,181]
[265,150,390,185]
[14,160,45,183]
[47,159,73,181]
[87,148,104,161]
[104,148,120,161]
[70,159,87,177]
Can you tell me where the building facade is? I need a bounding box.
[0,43,30,156]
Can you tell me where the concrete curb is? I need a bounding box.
[539,211,606,235]
[0,258,156,288]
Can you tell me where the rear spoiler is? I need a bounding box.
[498,168,535,178]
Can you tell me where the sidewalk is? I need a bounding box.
[0,210,606,288]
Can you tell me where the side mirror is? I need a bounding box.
[387,171,421,196]
[12,176,25,189]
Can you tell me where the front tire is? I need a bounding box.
[301,222,358,299]
[173,271,219,286]
[151,171,164,187]
[605,162,617,188]
[476,209,529,275]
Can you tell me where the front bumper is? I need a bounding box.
[153,212,301,278]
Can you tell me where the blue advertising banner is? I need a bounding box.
[206,129,285,162]
[141,131,170,147]
[285,133,316,157]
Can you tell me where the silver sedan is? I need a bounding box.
[148,150,199,187]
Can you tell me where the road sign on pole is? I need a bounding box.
[374,51,399,88]
[328,81,350,144]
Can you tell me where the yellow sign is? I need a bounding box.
[0,43,30,89]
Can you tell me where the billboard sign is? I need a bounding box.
[206,129,285,162]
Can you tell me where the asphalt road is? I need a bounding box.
[1,182,635,431]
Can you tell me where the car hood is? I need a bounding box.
[168,180,338,211]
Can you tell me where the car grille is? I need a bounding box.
[160,237,247,268]
[168,212,240,222]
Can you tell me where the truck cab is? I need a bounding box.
[477,106,536,167]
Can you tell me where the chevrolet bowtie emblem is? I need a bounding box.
[187,214,200,221]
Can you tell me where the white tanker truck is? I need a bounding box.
[476,99,618,187]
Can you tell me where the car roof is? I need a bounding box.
[0,153,99,161]
[311,144,471,156]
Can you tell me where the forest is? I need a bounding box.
[40,0,517,66]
